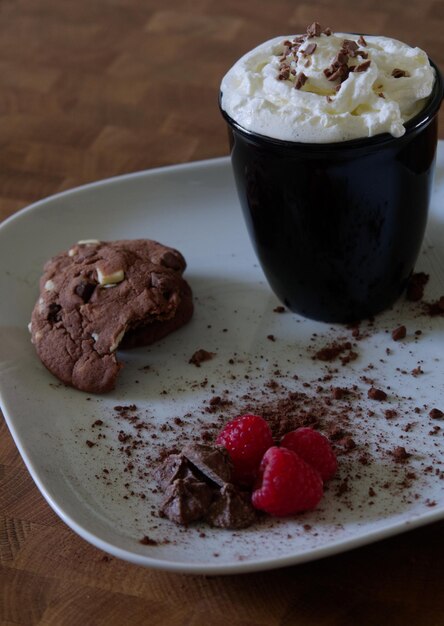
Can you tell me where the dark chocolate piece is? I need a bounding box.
[206,484,257,529]
[154,453,195,490]
[160,478,213,525]
[182,443,233,487]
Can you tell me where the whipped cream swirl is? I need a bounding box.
[220,28,435,143]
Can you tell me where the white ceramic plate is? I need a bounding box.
[1,145,444,575]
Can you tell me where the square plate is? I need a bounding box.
[1,147,444,575]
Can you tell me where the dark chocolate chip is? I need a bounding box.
[47,303,62,323]
[74,281,96,303]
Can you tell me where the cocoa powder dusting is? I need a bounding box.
[77,262,444,550]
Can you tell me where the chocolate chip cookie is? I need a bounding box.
[30,239,193,393]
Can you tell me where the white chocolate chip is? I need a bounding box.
[91,332,99,342]
[110,328,125,352]
[68,248,76,257]
[44,279,55,291]
[97,268,124,286]
[34,330,43,342]
[77,239,100,246]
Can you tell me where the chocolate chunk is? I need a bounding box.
[205,484,257,529]
[334,51,349,66]
[47,303,62,323]
[391,325,407,341]
[160,478,213,525]
[154,453,195,490]
[74,281,96,303]
[182,443,233,487]
[303,42,317,55]
[160,250,184,270]
[367,387,387,401]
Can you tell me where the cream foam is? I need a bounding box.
[220,31,435,143]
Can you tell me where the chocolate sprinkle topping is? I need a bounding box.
[303,42,317,55]
[355,60,371,72]
[294,72,308,90]
[392,68,410,78]
[306,21,322,38]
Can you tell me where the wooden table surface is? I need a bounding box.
[1,1,444,624]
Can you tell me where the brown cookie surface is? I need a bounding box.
[30,239,193,393]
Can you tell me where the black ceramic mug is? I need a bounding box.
[220,60,443,323]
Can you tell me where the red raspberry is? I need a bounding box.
[280,427,337,481]
[252,446,323,516]
[216,414,274,486]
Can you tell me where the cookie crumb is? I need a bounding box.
[189,349,216,367]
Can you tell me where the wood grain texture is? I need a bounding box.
[1,1,444,624]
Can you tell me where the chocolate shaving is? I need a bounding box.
[278,65,291,81]
[306,21,322,38]
[294,72,308,89]
[342,39,359,57]
[303,42,317,55]
[392,68,410,78]
[355,60,371,72]
[323,36,372,85]
[324,49,350,83]
[358,35,367,47]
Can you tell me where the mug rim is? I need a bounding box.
[219,58,443,152]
